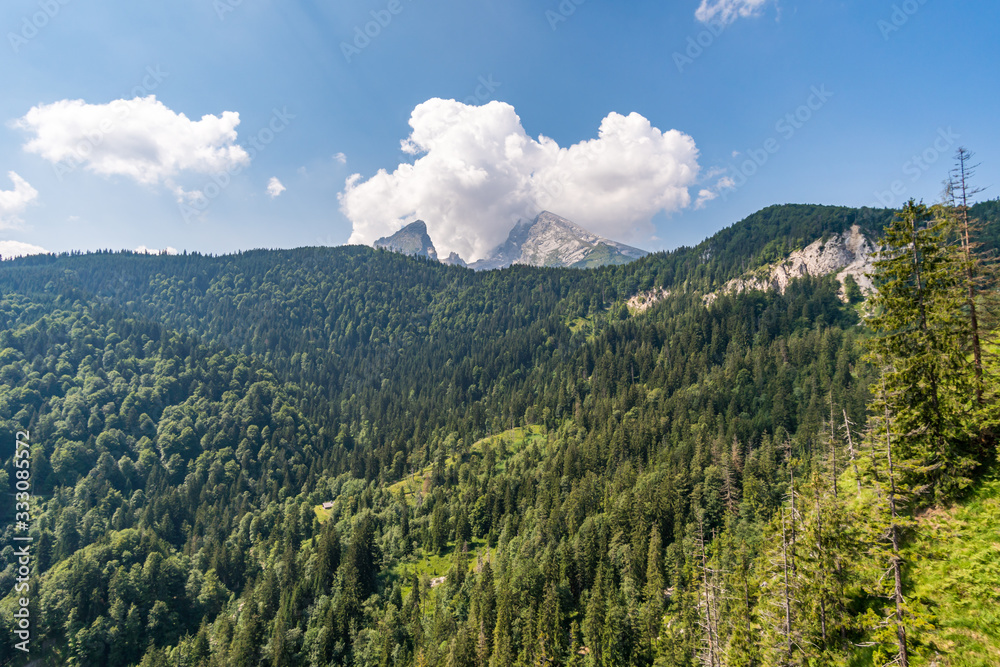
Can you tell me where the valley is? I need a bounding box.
[0,201,997,666]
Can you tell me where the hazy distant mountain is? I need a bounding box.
[374,220,438,260]
[469,211,648,270]
[441,252,467,268]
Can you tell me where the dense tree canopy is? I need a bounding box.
[0,201,997,666]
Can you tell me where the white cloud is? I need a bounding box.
[0,172,39,227]
[266,177,286,198]
[333,152,347,164]
[696,0,770,24]
[695,176,738,207]
[695,189,718,208]
[14,96,249,201]
[0,240,46,259]
[340,99,700,262]
[135,246,179,255]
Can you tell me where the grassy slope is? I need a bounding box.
[379,427,551,601]
[314,425,548,519]
[907,471,1000,666]
[313,426,547,596]
[383,425,547,504]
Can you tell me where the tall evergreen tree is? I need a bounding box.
[863,199,977,499]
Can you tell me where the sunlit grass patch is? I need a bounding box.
[907,473,1000,665]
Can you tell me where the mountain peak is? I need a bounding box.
[374,220,438,261]
[370,212,647,271]
[470,212,647,270]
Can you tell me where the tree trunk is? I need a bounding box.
[814,484,828,644]
[842,409,862,493]
[883,377,910,667]
[699,518,718,667]
[906,207,949,485]
[780,508,793,662]
[954,148,984,405]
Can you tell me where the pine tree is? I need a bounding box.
[641,526,666,653]
[717,521,761,667]
[490,580,514,667]
[755,504,806,667]
[535,582,562,665]
[858,375,918,667]
[863,199,977,499]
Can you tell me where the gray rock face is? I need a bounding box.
[442,252,467,268]
[469,212,647,270]
[374,221,438,261]
[370,213,647,271]
[704,224,875,304]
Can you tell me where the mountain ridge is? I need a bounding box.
[469,211,648,270]
[370,211,648,271]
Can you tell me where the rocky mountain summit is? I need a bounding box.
[371,212,647,271]
[469,212,647,270]
[374,221,438,261]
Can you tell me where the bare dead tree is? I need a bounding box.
[947,147,988,405]
[842,409,863,493]
[827,392,839,501]
[880,376,910,667]
[780,507,794,663]
[697,516,720,667]
[782,438,799,579]
[812,480,828,644]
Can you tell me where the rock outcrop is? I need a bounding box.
[374,221,438,260]
[628,288,671,313]
[706,225,874,304]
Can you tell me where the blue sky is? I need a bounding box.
[1,0,997,259]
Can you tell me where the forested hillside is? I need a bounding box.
[0,202,997,667]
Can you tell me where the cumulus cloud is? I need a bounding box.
[695,0,770,24]
[266,177,286,198]
[333,152,347,164]
[13,96,249,201]
[135,246,179,255]
[0,172,39,227]
[0,240,46,259]
[340,99,700,262]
